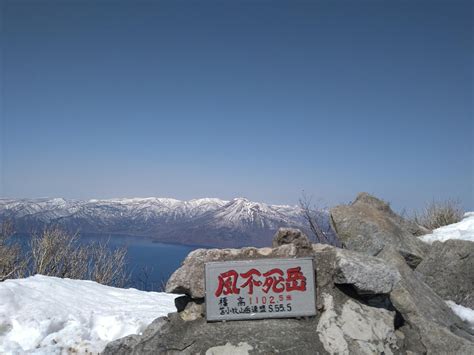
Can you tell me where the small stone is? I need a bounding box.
[272,228,312,249]
[395,330,405,340]
[180,302,205,322]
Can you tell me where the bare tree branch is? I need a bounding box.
[299,192,341,247]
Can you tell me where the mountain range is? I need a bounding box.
[0,197,329,247]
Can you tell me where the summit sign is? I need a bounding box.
[205,258,316,321]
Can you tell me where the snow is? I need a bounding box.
[0,275,178,354]
[446,301,474,330]
[419,212,474,243]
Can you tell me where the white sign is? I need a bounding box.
[205,258,316,321]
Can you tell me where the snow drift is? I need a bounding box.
[446,301,474,330]
[419,212,474,243]
[0,275,177,354]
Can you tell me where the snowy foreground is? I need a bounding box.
[420,212,474,243]
[0,275,178,354]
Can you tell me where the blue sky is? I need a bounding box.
[1,0,472,211]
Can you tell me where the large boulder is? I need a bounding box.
[104,312,327,354]
[332,248,400,295]
[316,293,397,354]
[104,229,473,354]
[378,246,474,354]
[330,192,430,268]
[415,239,474,308]
[103,317,169,354]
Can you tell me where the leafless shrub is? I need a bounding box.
[0,221,28,281]
[89,239,129,287]
[30,228,82,278]
[136,265,153,290]
[1,224,129,287]
[413,199,464,230]
[135,266,169,291]
[299,193,341,247]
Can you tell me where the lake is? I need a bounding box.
[80,234,199,291]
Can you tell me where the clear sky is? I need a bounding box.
[1,0,473,211]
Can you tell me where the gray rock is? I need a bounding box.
[103,317,168,354]
[330,192,430,268]
[103,312,327,354]
[333,248,400,294]
[378,246,474,354]
[272,228,312,249]
[103,294,400,355]
[179,301,205,322]
[316,293,398,354]
[415,239,474,308]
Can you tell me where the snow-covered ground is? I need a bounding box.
[419,212,474,243]
[0,275,178,354]
[446,301,474,330]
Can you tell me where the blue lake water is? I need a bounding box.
[80,234,199,291]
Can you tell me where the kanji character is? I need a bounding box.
[286,266,306,291]
[262,268,285,293]
[215,270,240,297]
[239,268,262,294]
[218,297,228,307]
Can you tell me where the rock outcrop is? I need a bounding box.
[106,239,403,354]
[330,192,430,268]
[104,227,473,354]
[415,239,474,308]
[378,245,474,354]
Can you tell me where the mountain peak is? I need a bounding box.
[233,197,250,202]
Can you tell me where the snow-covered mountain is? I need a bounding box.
[0,197,320,247]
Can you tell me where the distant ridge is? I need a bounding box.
[0,197,330,247]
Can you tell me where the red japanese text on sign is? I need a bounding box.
[215,266,307,297]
